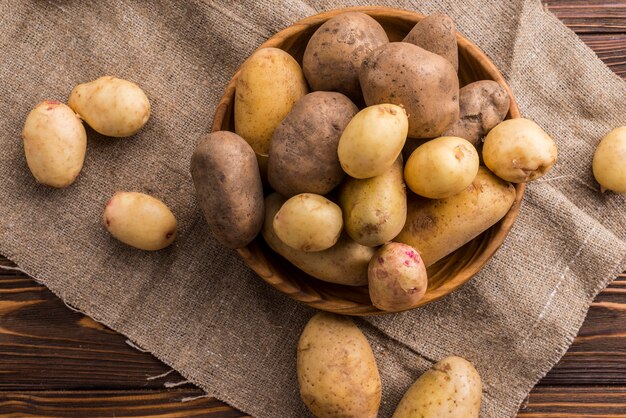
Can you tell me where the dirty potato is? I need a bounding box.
[404,13,458,71]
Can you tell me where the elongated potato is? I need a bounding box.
[235,47,309,156]
[403,13,458,71]
[263,193,374,286]
[338,104,408,179]
[190,131,264,249]
[340,158,406,247]
[69,76,150,137]
[298,312,381,418]
[395,167,516,266]
[103,192,177,251]
[22,100,86,188]
[593,126,626,193]
[392,356,482,418]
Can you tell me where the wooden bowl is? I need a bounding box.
[212,6,524,316]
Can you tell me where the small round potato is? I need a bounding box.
[403,13,458,71]
[22,100,86,188]
[368,243,427,312]
[392,356,482,418]
[103,192,177,251]
[405,136,479,199]
[483,118,558,183]
[298,312,381,418]
[69,76,150,137]
[338,104,408,179]
[593,126,626,193]
[303,11,388,101]
[273,194,343,252]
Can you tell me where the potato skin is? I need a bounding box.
[360,42,459,138]
[340,158,407,247]
[396,167,516,266]
[22,100,86,188]
[273,193,343,252]
[403,13,458,71]
[483,118,557,183]
[303,11,388,101]
[263,193,374,286]
[68,76,150,137]
[298,312,381,418]
[235,47,308,156]
[444,80,510,145]
[404,136,479,199]
[368,243,427,312]
[593,126,626,193]
[190,131,264,249]
[268,92,358,197]
[338,104,408,179]
[103,192,177,251]
[392,356,482,418]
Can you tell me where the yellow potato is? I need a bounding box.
[396,167,516,266]
[235,47,309,156]
[593,126,626,193]
[22,100,86,188]
[338,104,408,179]
[404,136,479,199]
[340,158,406,247]
[273,193,343,252]
[298,312,381,418]
[69,76,150,137]
[103,192,177,251]
[483,118,557,182]
[263,193,374,286]
[392,356,482,418]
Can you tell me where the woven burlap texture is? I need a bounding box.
[1,1,625,417]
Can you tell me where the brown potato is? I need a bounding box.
[298,312,381,418]
[360,42,459,138]
[303,11,388,101]
[263,193,374,286]
[268,92,358,197]
[190,131,264,249]
[395,167,516,266]
[403,13,458,71]
[368,242,427,312]
[444,80,510,145]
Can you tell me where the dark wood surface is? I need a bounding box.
[1,1,625,416]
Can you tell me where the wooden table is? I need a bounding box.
[1,2,625,416]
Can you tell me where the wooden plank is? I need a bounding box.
[579,34,626,78]
[545,0,626,33]
[519,386,626,416]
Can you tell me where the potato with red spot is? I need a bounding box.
[103,192,177,251]
[368,243,427,312]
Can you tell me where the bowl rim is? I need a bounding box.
[211,6,525,316]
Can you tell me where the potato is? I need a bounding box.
[368,242,427,312]
[303,11,388,101]
[403,13,458,71]
[268,92,358,197]
[483,118,557,183]
[103,192,177,251]
[235,47,308,156]
[392,356,482,418]
[338,104,408,179]
[22,100,86,188]
[340,158,406,247]
[190,131,264,249]
[401,138,430,162]
[68,76,150,137]
[404,136,479,199]
[298,312,381,418]
[396,167,516,266]
[444,80,510,144]
[593,126,626,193]
[360,42,459,139]
[273,193,343,252]
[263,193,374,286]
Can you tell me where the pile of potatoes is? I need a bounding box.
[22,76,178,251]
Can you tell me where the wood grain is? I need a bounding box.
[546,0,626,33]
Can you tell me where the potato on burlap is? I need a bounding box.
[298,312,381,418]
[403,13,458,71]
[593,126,626,193]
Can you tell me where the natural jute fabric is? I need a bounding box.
[1,1,625,416]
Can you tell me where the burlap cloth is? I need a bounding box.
[1,0,625,416]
